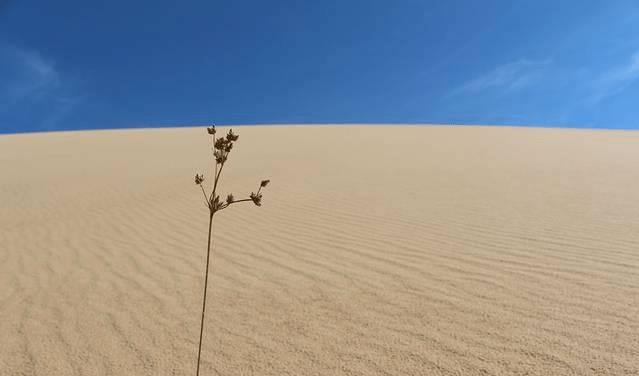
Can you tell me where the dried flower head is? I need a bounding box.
[214,150,227,164]
[249,192,262,206]
[226,194,234,204]
[210,195,223,211]
[226,129,239,142]
[195,174,204,185]
[260,179,270,188]
[207,126,216,135]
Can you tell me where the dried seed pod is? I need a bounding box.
[226,129,239,142]
[250,192,262,206]
[214,138,226,150]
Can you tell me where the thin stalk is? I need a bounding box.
[200,185,210,209]
[228,198,252,206]
[196,212,214,376]
[212,160,225,199]
[210,135,217,202]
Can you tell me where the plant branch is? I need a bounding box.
[217,198,252,212]
[200,185,210,209]
[211,135,217,202]
[230,198,254,204]
[211,158,226,203]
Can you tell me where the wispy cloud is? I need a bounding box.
[587,50,639,104]
[1,44,82,131]
[2,47,60,104]
[447,58,552,98]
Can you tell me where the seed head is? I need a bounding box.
[214,138,226,150]
[226,129,239,142]
[249,192,262,206]
[195,174,204,185]
[226,194,234,204]
[214,150,227,164]
[260,179,270,188]
[207,126,216,135]
[211,195,223,210]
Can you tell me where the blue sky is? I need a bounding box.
[1,0,639,134]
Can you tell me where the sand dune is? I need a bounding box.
[1,125,638,375]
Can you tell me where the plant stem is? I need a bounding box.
[212,162,225,200]
[200,185,210,209]
[211,135,217,202]
[231,198,253,205]
[196,212,214,376]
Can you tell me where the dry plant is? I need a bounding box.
[193,125,270,375]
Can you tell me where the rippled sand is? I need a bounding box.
[1,125,638,375]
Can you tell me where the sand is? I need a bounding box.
[1,124,638,375]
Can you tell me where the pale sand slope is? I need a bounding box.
[1,125,638,376]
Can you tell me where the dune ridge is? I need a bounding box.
[1,125,638,375]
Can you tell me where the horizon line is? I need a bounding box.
[3,122,639,136]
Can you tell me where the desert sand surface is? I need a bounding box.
[1,124,638,376]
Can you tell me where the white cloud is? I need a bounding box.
[607,52,639,80]
[587,50,639,104]
[2,47,62,104]
[1,44,82,130]
[447,58,552,98]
